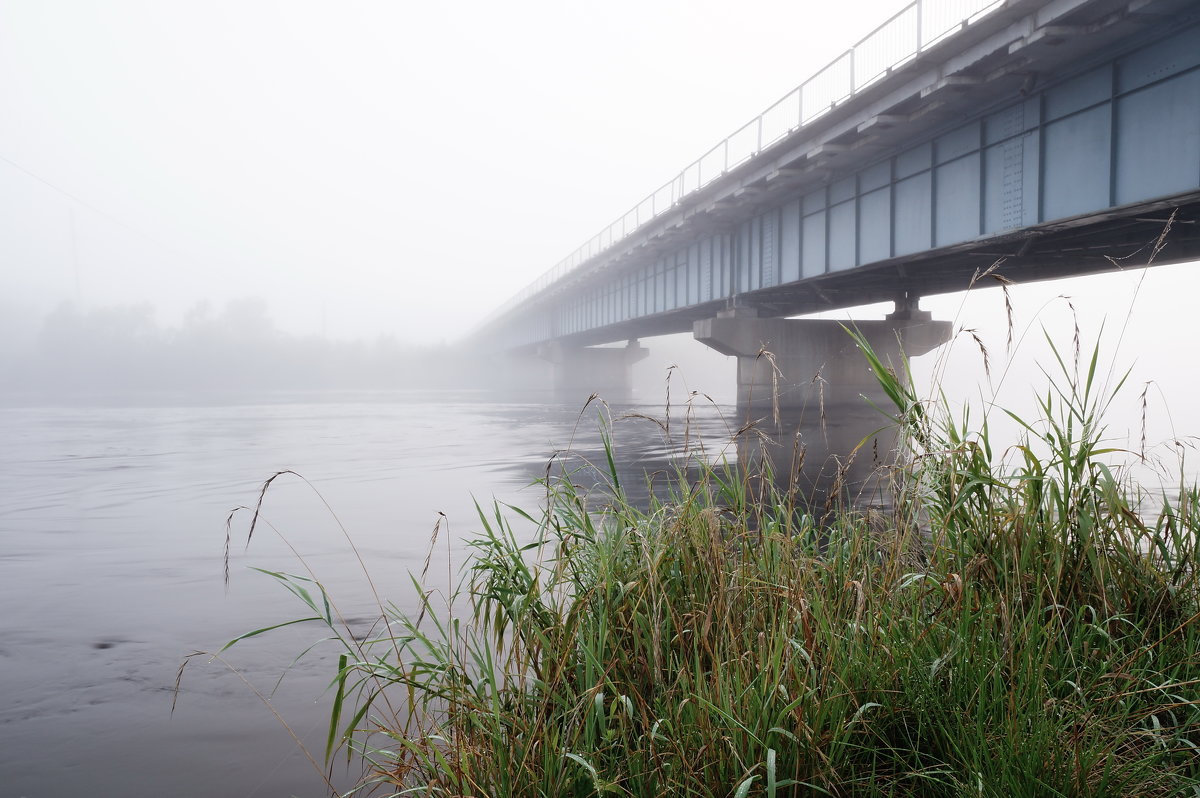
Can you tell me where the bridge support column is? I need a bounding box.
[694,306,951,508]
[538,340,649,404]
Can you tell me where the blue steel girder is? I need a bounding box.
[479,0,1200,353]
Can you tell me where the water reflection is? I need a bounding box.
[497,397,743,509]
[732,399,901,515]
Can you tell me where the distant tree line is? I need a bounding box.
[0,299,495,396]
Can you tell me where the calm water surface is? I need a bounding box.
[0,391,735,798]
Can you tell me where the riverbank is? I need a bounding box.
[237,336,1200,797]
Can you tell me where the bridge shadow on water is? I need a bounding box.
[485,392,905,532]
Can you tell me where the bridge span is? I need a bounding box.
[472,0,1200,501]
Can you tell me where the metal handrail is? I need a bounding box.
[481,0,1003,328]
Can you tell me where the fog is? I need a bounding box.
[0,299,487,399]
[2,0,918,346]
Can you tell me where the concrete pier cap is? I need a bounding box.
[538,339,649,404]
[693,299,952,507]
[694,302,950,411]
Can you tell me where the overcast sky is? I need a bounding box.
[1,0,932,344]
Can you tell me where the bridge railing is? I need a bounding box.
[481,0,1003,329]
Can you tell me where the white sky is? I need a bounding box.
[0,0,958,343]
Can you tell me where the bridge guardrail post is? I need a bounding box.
[916,0,923,50]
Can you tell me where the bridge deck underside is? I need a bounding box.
[482,3,1200,352]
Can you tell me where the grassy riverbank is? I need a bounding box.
[233,335,1200,797]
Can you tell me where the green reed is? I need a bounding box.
[223,334,1200,797]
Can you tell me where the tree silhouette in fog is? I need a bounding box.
[2,299,479,396]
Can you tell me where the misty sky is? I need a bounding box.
[1,0,931,344]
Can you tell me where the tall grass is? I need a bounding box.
[221,335,1200,797]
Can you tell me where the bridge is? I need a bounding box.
[471,0,1200,500]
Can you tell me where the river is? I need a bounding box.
[0,390,741,798]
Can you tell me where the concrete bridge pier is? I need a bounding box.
[538,339,649,404]
[694,304,951,509]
